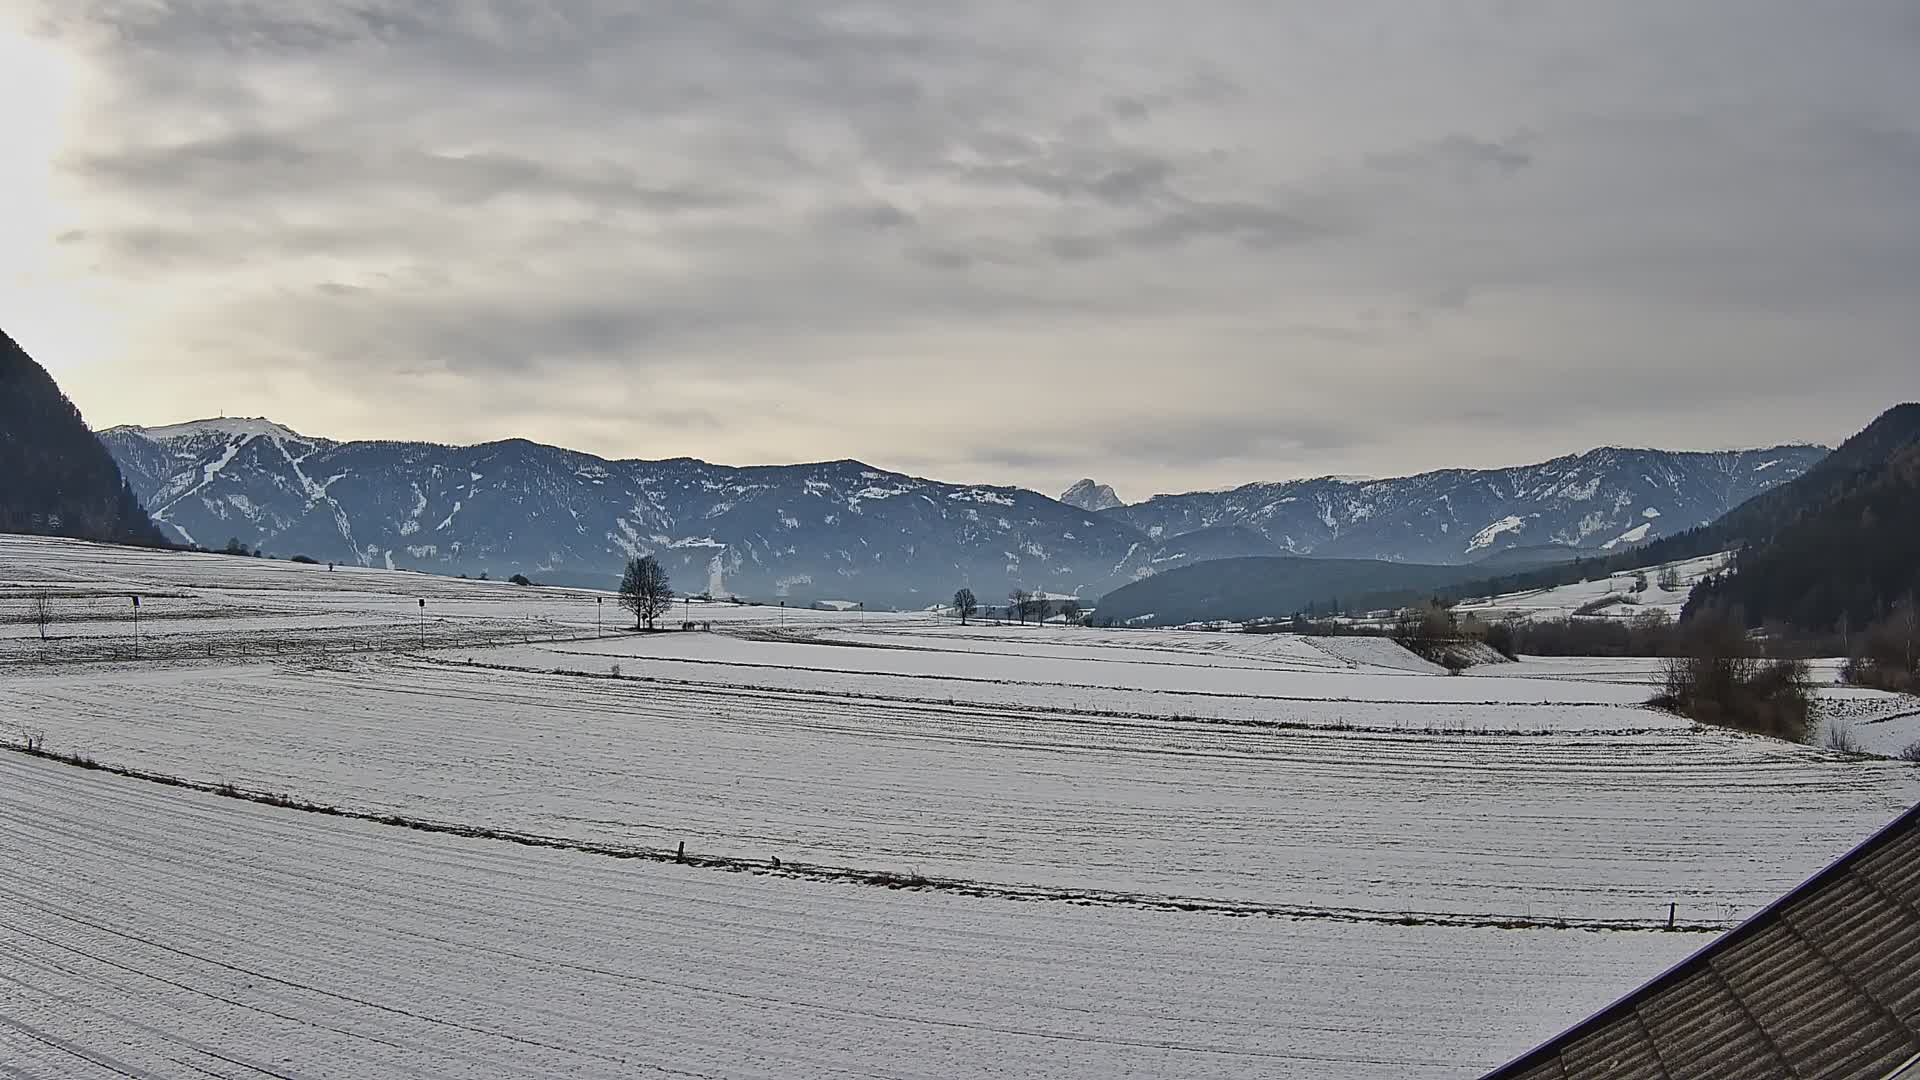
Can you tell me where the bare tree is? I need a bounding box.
[1656,567,1682,592]
[953,588,978,625]
[1057,599,1082,625]
[619,555,675,630]
[1009,588,1032,626]
[30,593,51,642]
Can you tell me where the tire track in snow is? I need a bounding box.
[0,742,1727,934]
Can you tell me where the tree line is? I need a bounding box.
[952,587,1084,626]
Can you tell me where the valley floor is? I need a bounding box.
[3,533,1917,1076]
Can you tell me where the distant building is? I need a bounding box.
[1482,802,1920,1079]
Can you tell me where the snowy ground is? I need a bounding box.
[1452,552,1731,622]
[3,533,1918,1076]
[1492,654,1920,757]
[0,752,1700,1079]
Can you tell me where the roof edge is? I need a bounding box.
[1481,798,1920,1078]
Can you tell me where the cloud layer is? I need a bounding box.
[7,1,1918,497]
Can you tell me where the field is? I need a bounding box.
[1451,552,1731,622]
[4,533,1919,1077]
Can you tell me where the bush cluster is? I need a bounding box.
[1650,614,1814,742]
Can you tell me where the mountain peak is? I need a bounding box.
[1060,478,1124,512]
[110,416,313,444]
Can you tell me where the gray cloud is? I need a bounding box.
[1367,134,1533,178]
[10,0,1920,496]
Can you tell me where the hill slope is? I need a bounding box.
[1416,405,1920,615]
[1685,408,1920,631]
[0,330,164,546]
[1094,556,1481,626]
[1102,445,1826,564]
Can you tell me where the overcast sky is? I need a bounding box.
[3,2,1916,498]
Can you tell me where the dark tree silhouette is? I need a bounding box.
[1008,588,1031,625]
[620,555,674,630]
[953,588,978,625]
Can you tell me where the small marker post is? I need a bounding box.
[131,594,140,659]
[1668,902,1676,930]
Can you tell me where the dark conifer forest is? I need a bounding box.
[0,328,166,546]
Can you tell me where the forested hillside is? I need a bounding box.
[1396,406,1917,619]
[1687,436,1920,632]
[0,330,165,546]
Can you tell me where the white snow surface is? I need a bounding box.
[0,751,1701,1079]
[3,533,1918,1077]
[123,416,309,443]
[1454,552,1732,622]
[1466,514,1527,553]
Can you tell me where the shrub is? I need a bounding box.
[1653,614,1814,742]
[1391,600,1457,661]
[1574,595,1633,617]
[1483,618,1520,661]
[290,554,318,565]
[1823,722,1863,754]
[1898,741,1920,763]
[509,574,533,587]
[1841,604,1919,694]
[1842,655,1912,693]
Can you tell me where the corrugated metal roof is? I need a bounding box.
[1483,802,1920,1080]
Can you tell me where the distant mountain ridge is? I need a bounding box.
[1101,445,1828,565]
[98,418,1277,604]
[99,417,1825,605]
[0,329,165,547]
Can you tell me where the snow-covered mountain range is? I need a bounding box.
[99,419,1275,604]
[1103,446,1828,566]
[99,418,1825,605]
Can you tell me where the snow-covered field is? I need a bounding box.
[1495,654,1920,757]
[1452,552,1731,622]
[4,533,1918,1077]
[0,751,1699,1079]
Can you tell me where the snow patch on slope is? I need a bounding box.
[1466,515,1527,553]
